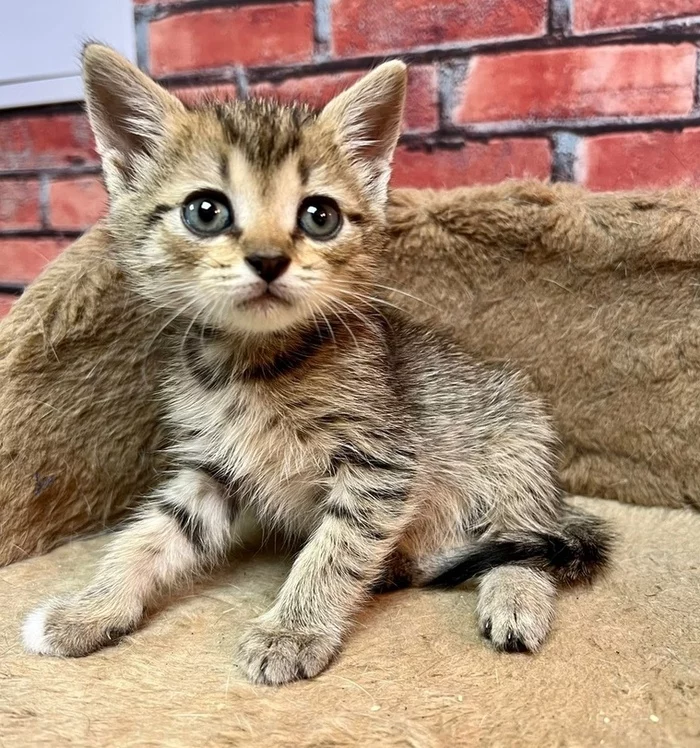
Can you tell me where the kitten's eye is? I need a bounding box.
[297,196,342,240]
[181,191,233,236]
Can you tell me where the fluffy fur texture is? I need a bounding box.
[3,123,700,571]
[0,225,168,567]
[3,184,700,572]
[20,47,609,683]
[384,184,700,513]
[3,496,699,746]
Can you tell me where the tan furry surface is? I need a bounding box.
[2,497,698,747]
[385,183,700,511]
[0,226,168,566]
[2,182,700,567]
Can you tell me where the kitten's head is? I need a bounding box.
[82,45,406,335]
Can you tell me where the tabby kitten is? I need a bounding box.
[23,45,611,685]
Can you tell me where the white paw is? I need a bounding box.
[22,604,55,655]
[21,596,139,658]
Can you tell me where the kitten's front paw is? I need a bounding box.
[22,597,139,657]
[237,619,340,685]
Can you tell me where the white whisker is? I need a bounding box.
[316,293,360,353]
[143,296,202,360]
[328,278,435,309]
[322,285,393,325]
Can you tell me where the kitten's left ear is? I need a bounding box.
[319,61,407,200]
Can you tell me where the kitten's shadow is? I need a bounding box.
[143,530,292,622]
[140,523,405,634]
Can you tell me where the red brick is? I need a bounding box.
[170,83,238,107]
[455,45,696,124]
[0,179,41,230]
[0,238,69,284]
[150,3,314,77]
[0,294,16,318]
[0,114,97,171]
[252,71,362,108]
[332,0,546,57]
[251,65,438,132]
[574,0,700,32]
[49,177,107,231]
[391,139,551,188]
[581,129,700,190]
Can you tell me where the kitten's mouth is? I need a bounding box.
[239,287,292,311]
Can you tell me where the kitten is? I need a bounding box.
[22,45,611,685]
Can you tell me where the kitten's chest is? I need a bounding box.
[168,371,339,523]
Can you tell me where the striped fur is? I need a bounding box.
[22,46,611,684]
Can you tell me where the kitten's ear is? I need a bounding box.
[319,61,407,200]
[81,44,185,194]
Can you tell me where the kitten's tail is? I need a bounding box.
[426,506,613,587]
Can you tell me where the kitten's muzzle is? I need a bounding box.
[245,253,291,283]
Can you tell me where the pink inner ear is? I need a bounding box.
[319,64,407,164]
[83,45,184,169]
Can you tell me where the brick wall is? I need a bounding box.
[3,0,700,310]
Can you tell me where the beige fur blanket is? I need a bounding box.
[2,182,699,566]
[3,496,698,746]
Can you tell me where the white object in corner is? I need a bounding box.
[0,0,137,110]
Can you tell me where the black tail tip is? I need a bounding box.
[549,514,614,585]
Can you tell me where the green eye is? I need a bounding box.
[182,191,233,236]
[297,196,342,240]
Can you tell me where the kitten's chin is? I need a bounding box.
[210,295,311,335]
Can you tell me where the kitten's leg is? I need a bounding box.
[476,565,556,653]
[23,468,235,657]
[237,461,414,685]
[467,409,562,653]
[411,456,562,652]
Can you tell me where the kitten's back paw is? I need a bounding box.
[22,597,140,657]
[477,566,555,653]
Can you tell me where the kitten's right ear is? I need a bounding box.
[82,44,185,194]
[318,61,407,202]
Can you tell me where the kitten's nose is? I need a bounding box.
[245,253,291,283]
